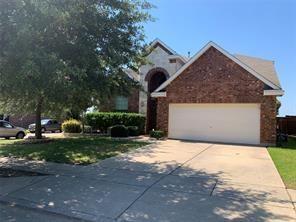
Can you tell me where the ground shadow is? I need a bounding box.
[0,140,295,221]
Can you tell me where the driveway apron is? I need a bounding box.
[1,140,295,221]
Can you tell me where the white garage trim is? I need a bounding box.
[168,103,261,145]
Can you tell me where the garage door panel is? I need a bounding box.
[168,104,260,144]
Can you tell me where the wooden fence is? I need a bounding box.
[277,116,296,135]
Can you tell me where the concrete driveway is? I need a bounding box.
[0,140,295,221]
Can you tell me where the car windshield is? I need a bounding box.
[41,119,50,124]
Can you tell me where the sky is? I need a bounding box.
[143,0,296,116]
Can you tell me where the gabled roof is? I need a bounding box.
[154,41,282,92]
[149,38,177,55]
[234,54,281,88]
[148,38,188,63]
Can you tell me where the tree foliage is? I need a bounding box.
[0,0,152,138]
[276,99,281,115]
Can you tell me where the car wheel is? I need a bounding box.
[16,132,25,139]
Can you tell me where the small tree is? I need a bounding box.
[276,99,281,115]
[0,0,152,138]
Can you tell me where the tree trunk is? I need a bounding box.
[81,112,85,133]
[35,99,43,139]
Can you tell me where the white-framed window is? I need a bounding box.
[115,96,128,111]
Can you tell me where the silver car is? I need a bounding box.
[0,120,26,139]
[28,119,61,133]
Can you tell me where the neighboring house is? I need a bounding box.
[113,39,283,145]
[0,114,39,129]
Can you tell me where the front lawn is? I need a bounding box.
[0,137,148,165]
[268,137,296,189]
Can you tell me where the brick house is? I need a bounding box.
[114,39,283,145]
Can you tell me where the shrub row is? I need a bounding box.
[108,125,141,137]
[109,125,128,137]
[127,126,140,136]
[85,112,145,133]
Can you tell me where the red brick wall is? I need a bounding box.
[128,88,139,113]
[99,97,115,112]
[261,96,277,144]
[100,88,139,113]
[10,114,36,128]
[156,47,277,145]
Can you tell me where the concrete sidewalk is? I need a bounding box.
[0,140,295,221]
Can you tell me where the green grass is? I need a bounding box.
[0,137,148,165]
[268,137,296,189]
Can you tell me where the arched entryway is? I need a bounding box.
[145,68,169,132]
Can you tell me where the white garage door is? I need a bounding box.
[168,104,260,145]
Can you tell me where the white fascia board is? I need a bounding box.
[151,92,167,98]
[264,90,284,96]
[154,41,281,92]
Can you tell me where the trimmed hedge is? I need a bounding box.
[150,130,165,140]
[83,125,92,133]
[110,125,128,137]
[85,112,145,133]
[62,119,82,133]
[127,126,140,136]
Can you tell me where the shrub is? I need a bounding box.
[62,119,82,133]
[107,126,112,136]
[110,125,128,137]
[83,125,92,133]
[127,126,140,136]
[85,112,145,133]
[150,130,165,139]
